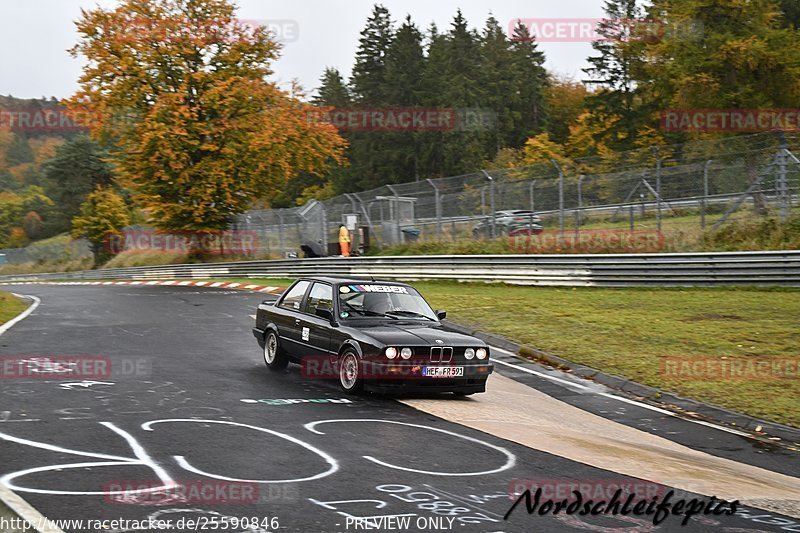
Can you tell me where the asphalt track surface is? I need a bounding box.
[0,284,797,533]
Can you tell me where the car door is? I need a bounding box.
[299,282,334,358]
[275,280,312,357]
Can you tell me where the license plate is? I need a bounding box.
[422,366,464,378]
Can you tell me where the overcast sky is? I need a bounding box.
[0,0,604,100]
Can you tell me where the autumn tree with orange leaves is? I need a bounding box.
[67,0,345,232]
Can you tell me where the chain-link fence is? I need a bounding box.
[235,131,800,256]
[0,238,92,265]
[4,132,799,263]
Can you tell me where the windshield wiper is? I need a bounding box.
[385,310,435,321]
[362,310,399,319]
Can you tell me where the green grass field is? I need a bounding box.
[0,291,26,326]
[232,278,800,427]
[414,283,800,428]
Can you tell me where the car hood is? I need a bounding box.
[358,323,484,347]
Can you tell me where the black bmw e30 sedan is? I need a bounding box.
[252,277,494,395]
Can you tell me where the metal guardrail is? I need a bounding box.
[2,251,800,287]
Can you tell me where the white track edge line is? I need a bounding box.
[0,294,40,337]
[490,347,752,438]
[0,294,64,532]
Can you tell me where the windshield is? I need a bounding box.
[337,284,437,321]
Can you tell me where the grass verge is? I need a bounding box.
[417,282,800,428]
[0,291,26,327]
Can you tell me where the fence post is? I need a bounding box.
[255,213,268,258]
[778,148,790,223]
[529,180,536,212]
[386,184,400,244]
[481,170,496,238]
[702,160,712,229]
[640,180,646,217]
[345,193,358,216]
[278,212,285,256]
[344,193,359,250]
[427,178,442,240]
[629,204,634,231]
[552,160,565,238]
[653,147,662,232]
[576,175,584,240]
[320,202,328,253]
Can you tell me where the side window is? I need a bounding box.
[304,283,333,314]
[279,281,311,311]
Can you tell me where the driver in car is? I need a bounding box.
[362,292,395,315]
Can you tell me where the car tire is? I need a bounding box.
[338,350,363,394]
[263,330,288,370]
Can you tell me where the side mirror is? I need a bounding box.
[315,307,334,322]
[436,310,447,320]
[261,300,275,306]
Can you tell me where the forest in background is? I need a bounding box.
[1,0,799,251]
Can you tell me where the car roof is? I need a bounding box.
[295,276,412,287]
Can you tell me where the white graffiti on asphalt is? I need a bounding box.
[18,357,76,374]
[59,380,115,390]
[0,418,516,495]
[305,419,517,477]
[0,421,174,496]
[141,419,339,484]
[0,380,229,421]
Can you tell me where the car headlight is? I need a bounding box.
[401,347,413,359]
[464,348,475,360]
[476,348,487,360]
[385,347,398,359]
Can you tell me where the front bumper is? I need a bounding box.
[361,361,493,393]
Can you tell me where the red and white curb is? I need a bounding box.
[0,280,285,294]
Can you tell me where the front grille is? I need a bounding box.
[430,346,453,363]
